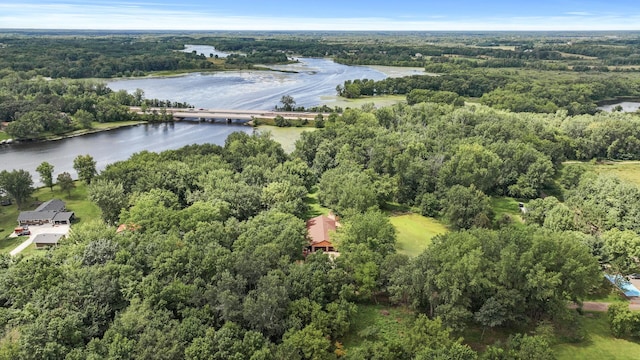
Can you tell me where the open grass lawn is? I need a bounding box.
[554,312,640,360]
[0,181,99,255]
[341,304,416,352]
[0,202,20,242]
[257,126,315,154]
[390,213,448,257]
[320,94,407,109]
[303,187,332,220]
[592,161,640,187]
[0,131,11,141]
[18,243,47,258]
[0,236,25,254]
[490,196,526,227]
[91,120,146,130]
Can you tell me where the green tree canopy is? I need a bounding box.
[36,161,55,191]
[73,154,97,184]
[56,172,75,196]
[88,179,128,226]
[0,169,34,209]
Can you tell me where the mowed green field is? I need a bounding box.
[491,196,526,227]
[320,94,407,109]
[257,126,315,154]
[593,161,640,187]
[390,213,448,257]
[554,312,640,360]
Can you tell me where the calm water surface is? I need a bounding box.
[107,57,386,109]
[1,57,386,184]
[0,122,252,186]
[598,102,640,112]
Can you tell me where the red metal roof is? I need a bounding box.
[306,215,337,246]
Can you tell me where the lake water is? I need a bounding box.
[181,44,230,58]
[0,122,252,186]
[107,57,387,109]
[1,57,385,185]
[598,102,640,113]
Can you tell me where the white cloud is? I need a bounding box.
[0,3,639,31]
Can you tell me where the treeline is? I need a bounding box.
[0,36,214,78]
[3,32,640,80]
[182,33,602,69]
[295,104,640,217]
[338,71,640,114]
[224,51,289,66]
[337,73,510,98]
[0,71,190,139]
[537,41,640,65]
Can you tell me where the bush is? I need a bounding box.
[608,303,640,338]
[418,192,440,217]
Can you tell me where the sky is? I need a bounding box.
[1,0,639,31]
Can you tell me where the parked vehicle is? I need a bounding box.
[14,226,29,235]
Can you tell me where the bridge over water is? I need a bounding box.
[130,107,329,123]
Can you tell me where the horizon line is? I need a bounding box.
[2,28,640,32]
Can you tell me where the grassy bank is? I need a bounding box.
[0,131,11,141]
[390,213,448,257]
[6,121,146,143]
[42,121,146,140]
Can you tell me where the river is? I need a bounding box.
[107,57,387,109]
[1,56,386,185]
[0,123,252,186]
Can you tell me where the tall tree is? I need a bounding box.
[443,184,493,230]
[73,109,95,129]
[36,161,55,191]
[88,179,128,225]
[0,169,34,209]
[279,95,296,111]
[56,172,75,196]
[73,154,97,184]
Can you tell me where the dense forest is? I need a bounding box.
[0,72,191,139]
[1,102,640,358]
[1,31,640,359]
[0,34,295,79]
[336,66,640,115]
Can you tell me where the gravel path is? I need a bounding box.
[570,301,640,312]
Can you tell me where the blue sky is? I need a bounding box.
[1,0,639,31]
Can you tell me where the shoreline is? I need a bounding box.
[3,120,316,147]
[5,121,148,145]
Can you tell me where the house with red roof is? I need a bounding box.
[306,213,340,253]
